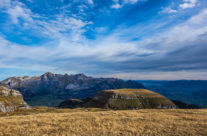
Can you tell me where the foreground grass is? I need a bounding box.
[0,109,207,136]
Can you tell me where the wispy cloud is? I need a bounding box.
[179,0,198,9]
[160,7,177,14]
[160,0,199,15]
[1,0,92,42]
[87,0,94,5]
[111,3,122,9]
[6,2,34,24]
[36,15,92,41]
[111,0,139,9]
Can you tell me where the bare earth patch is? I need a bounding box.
[0,109,207,136]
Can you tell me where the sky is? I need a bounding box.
[0,0,207,80]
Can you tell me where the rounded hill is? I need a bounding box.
[85,89,177,109]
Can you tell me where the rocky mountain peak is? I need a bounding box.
[40,72,57,81]
[42,72,54,77]
[74,73,88,80]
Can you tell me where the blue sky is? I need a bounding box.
[0,0,207,80]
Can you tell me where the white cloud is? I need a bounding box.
[160,0,198,14]
[189,9,207,24]
[96,27,108,33]
[179,0,198,9]
[87,0,94,5]
[111,3,122,9]
[7,4,33,24]
[111,0,138,9]
[168,9,207,42]
[160,7,177,14]
[123,0,138,4]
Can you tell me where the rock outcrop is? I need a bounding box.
[0,86,30,113]
[0,72,145,106]
[59,98,91,108]
[172,100,200,109]
[85,89,177,109]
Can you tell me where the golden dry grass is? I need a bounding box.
[0,109,207,136]
[103,89,174,102]
[107,89,160,95]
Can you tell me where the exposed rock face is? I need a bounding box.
[0,86,30,113]
[0,72,145,106]
[85,89,177,110]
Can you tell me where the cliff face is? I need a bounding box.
[85,89,177,110]
[0,86,30,113]
[0,72,145,106]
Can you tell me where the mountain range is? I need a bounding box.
[0,72,145,106]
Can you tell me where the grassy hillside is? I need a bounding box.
[85,89,176,109]
[0,108,207,136]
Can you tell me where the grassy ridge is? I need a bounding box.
[86,89,176,109]
[0,109,207,136]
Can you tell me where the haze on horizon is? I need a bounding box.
[0,0,207,80]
